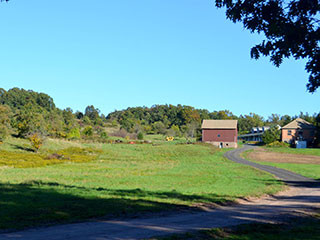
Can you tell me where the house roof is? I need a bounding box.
[282,118,316,129]
[201,120,238,129]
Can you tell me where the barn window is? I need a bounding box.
[288,130,292,136]
[217,134,221,137]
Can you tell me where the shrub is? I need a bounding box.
[152,121,166,134]
[110,129,128,138]
[262,126,281,144]
[0,126,8,142]
[82,126,93,137]
[66,128,81,140]
[137,132,144,140]
[143,125,153,134]
[100,131,108,139]
[170,125,181,137]
[29,134,43,152]
[266,141,290,148]
[196,132,202,142]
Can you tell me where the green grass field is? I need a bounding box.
[0,137,282,230]
[250,161,320,180]
[242,148,320,180]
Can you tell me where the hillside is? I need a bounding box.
[0,87,319,142]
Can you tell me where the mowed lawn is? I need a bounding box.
[251,161,320,180]
[243,147,320,180]
[0,139,282,230]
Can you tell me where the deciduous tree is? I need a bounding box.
[262,125,281,144]
[216,0,320,92]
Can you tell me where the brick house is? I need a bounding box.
[281,118,316,145]
[201,120,238,148]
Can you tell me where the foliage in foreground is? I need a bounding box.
[215,0,320,93]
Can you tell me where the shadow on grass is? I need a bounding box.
[158,217,320,240]
[8,143,34,152]
[1,180,320,237]
[255,178,320,188]
[0,182,187,231]
[2,179,318,232]
[0,181,234,232]
[22,180,235,204]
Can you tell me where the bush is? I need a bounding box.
[152,121,166,134]
[82,126,93,137]
[100,131,108,139]
[196,132,202,142]
[110,129,128,138]
[262,126,281,144]
[170,125,181,137]
[29,134,43,152]
[266,141,290,148]
[0,126,8,142]
[137,132,144,140]
[66,128,81,140]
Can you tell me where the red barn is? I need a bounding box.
[201,120,238,148]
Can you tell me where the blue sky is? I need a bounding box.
[0,0,318,118]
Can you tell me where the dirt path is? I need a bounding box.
[1,146,319,240]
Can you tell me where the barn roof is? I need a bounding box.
[201,120,238,129]
[282,118,316,129]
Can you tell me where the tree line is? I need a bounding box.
[0,88,108,142]
[107,105,320,138]
[0,87,319,142]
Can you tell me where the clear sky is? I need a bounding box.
[0,0,318,118]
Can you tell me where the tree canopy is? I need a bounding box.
[0,87,319,141]
[215,0,320,92]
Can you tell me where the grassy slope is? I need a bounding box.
[243,148,320,180]
[0,138,282,230]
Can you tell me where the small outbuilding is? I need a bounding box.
[201,119,238,148]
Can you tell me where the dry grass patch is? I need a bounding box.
[248,148,320,164]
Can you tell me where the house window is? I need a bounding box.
[288,130,292,136]
[217,134,221,137]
